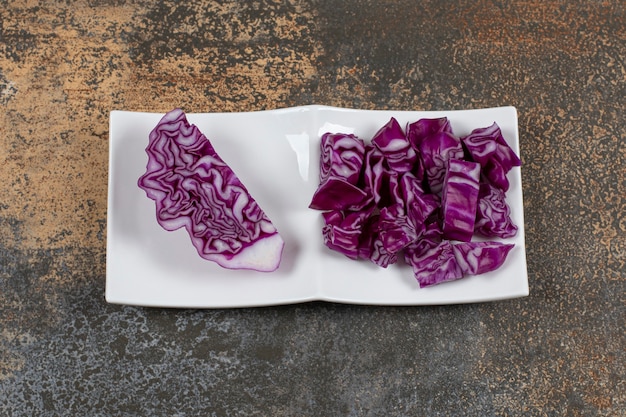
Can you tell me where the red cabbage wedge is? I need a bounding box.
[138,109,284,272]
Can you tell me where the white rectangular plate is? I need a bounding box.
[106,105,528,308]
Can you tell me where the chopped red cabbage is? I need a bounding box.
[380,168,403,208]
[406,117,453,150]
[475,182,518,238]
[406,240,514,287]
[418,131,465,194]
[310,133,372,211]
[401,221,442,264]
[309,176,370,211]
[321,209,370,260]
[378,204,421,253]
[483,158,511,191]
[370,237,399,268]
[452,241,514,275]
[357,212,400,268]
[404,240,464,288]
[371,117,417,173]
[441,159,481,242]
[310,116,520,287]
[355,212,379,261]
[399,172,440,225]
[138,109,284,272]
[361,145,386,205]
[319,132,366,184]
[461,122,521,191]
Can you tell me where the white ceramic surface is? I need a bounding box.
[106,105,528,308]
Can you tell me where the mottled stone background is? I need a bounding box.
[1,0,624,415]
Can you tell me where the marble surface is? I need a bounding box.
[1,0,624,415]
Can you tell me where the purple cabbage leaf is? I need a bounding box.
[400,172,440,225]
[363,213,399,268]
[369,237,399,268]
[361,145,386,206]
[378,203,422,254]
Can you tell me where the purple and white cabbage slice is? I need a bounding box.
[309,133,370,211]
[370,237,399,268]
[406,117,453,183]
[452,241,515,276]
[404,240,464,288]
[362,212,399,268]
[309,176,370,211]
[461,122,521,191]
[321,208,374,260]
[418,131,465,194]
[361,145,386,205]
[138,108,284,272]
[371,117,417,173]
[400,172,440,225]
[377,203,421,254]
[475,182,518,238]
[319,132,366,184]
[360,144,403,209]
[405,239,515,287]
[406,117,453,150]
[441,159,481,242]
